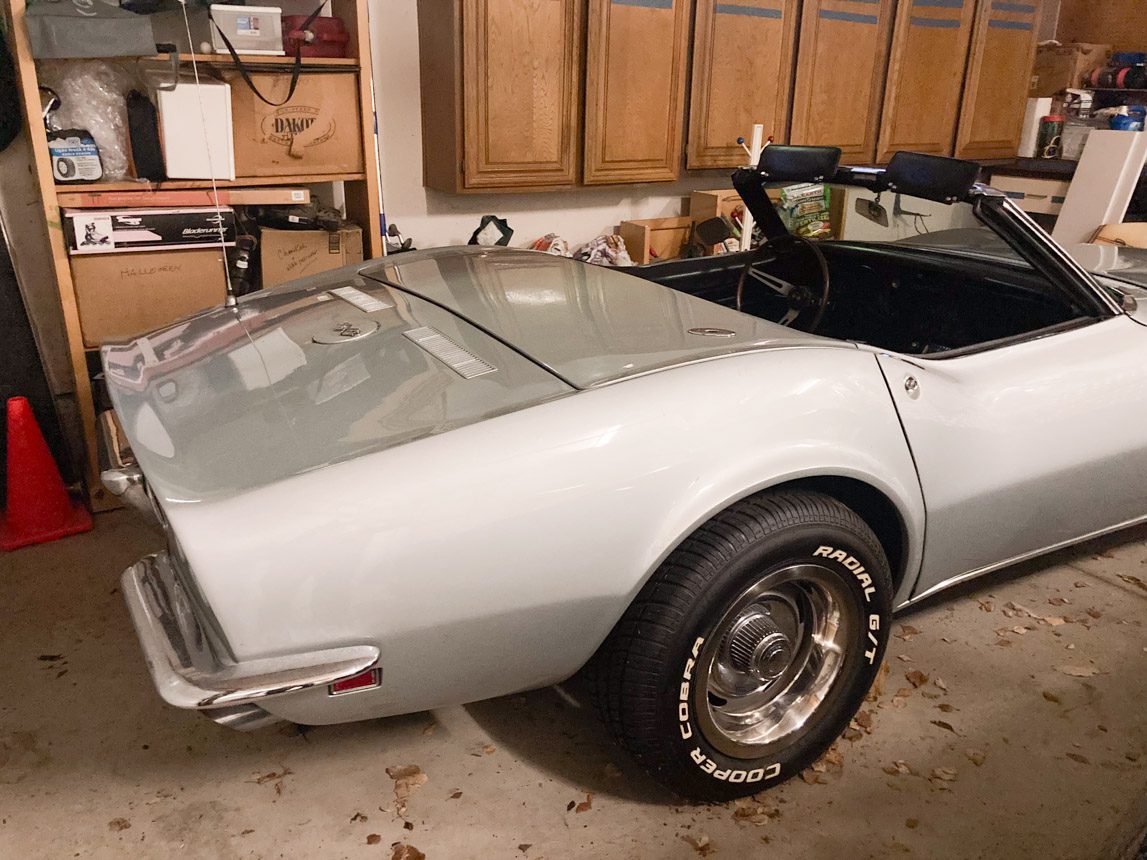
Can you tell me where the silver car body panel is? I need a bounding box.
[149,346,922,724]
[360,247,833,388]
[871,313,1147,599]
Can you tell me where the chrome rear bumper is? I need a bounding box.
[121,551,379,712]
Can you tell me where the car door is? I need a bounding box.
[876,313,1147,599]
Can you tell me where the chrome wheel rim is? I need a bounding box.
[694,563,857,759]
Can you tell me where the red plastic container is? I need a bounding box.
[282,14,350,59]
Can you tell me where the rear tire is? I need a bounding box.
[593,490,892,801]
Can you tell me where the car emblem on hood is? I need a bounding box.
[688,327,736,337]
[312,319,381,344]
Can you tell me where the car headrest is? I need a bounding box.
[884,151,980,204]
[756,145,842,183]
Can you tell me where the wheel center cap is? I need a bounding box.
[727,613,793,682]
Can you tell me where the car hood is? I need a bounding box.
[359,247,828,388]
[102,248,824,503]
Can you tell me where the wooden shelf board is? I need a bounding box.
[142,52,359,69]
[55,174,367,193]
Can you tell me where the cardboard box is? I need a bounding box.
[989,174,1071,215]
[64,208,237,255]
[260,225,364,288]
[71,248,227,347]
[619,217,695,265]
[1031,43,1111,97]
[230,72,364,177]
[1091,223,1147,248]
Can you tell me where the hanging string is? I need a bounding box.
[176,0,236,309]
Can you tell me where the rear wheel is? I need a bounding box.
[593,490,892,801]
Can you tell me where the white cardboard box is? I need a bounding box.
[157,80,236,180]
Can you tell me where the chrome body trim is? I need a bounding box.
[896,511,1147,609]
[121,551,379,710]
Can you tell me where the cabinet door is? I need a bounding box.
[789,0,896,163]
[876,0,976,163]
[461,0,583,189]
[687,0,799,169]
[584,0,691,184]
[955,0,1041,160]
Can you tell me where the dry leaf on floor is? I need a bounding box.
[366,834,381,845]
[449,789,462,799]
[996,639,1013,647]
[422,722,437,736]
[1074,581,1088,588]
[930,720,958,734]
[1117,574,1147,592]
[390,843,425,860]
[934,678,948,692]
[905,670,929,688]
[107,818,131,832]
[1048,596,1070,606]
[936,702,956,713]
[386,765,428,816]
[965,749,986,767]
[895,624,921,641]
[518,844,532,854]
[251,767,293,785]
[1011,626,1030,636]
[1086,608,1102,619]
[882,760,913,776]
[897,654,912,663]
[1044,616,1067,627]
[732,800,780,826]
[842,727,864,742]
[681,834,716,856]
[1057,665,1100,677]
[905,818,919,829]
[1042,691,1061,704]
[891,687,912,709]
[575,792,593,813]
[977,599,994,612]
[867,661,891,701]
[1066,752,1091,765]
[800,768,827,785]
[350,812,368,823]
[854,710,874,732]
[930,767,957,782]
[482,744,496,755]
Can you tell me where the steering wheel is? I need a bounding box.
[735,234,831,331]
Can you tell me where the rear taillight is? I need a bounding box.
[328,668,381,696]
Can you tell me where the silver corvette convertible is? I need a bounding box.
[102,149,1147,801]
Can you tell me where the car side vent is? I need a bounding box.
[403,326,497,379]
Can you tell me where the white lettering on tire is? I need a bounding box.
[680,636,781,783]
[813,545,876,602]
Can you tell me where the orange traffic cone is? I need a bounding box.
[0,396,92,551]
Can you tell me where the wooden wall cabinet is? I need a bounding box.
[875,0,976,163]
[687,0,799,169]
[419,0,584,192]
[955,0,1042,160]
[789,0,896,163]
[583,0,691,184]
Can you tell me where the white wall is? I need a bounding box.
[367,1,734,250]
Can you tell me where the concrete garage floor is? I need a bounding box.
[2,511,1146,859]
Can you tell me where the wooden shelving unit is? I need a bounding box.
[2,0,383,510]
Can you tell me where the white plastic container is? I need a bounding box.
[156,80,236,180]
[209,5,285,56]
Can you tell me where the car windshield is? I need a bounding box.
[770,182,1028,267]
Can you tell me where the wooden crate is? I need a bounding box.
[619,216,694,264]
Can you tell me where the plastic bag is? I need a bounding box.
[37,60,140,181]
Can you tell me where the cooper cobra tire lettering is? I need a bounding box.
[814,544,877,602]
[681,641,780,783]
